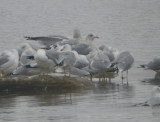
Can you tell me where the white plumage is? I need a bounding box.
[0,49,19,76]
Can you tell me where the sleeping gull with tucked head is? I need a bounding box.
[99,45,119,62]
[83,49,111,81]
[0,49,19,77]
[134,86,160,106]
[19,43,36,65]
[26,48,60,74]
[147,86,160,106]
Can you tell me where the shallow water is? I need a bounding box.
[0,0,160,121]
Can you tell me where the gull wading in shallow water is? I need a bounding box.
[147,86,160,106]
[113,51,134,84]
[140,57,160,74]
[83,48,112,82]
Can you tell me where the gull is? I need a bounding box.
[140,57,160,73]
[24,35,69,48]
[26,44,75,76]
[57,44,76,75]
[51,44,89,76]
[19,43,36,65]
[27,44,76,76]
[60,44,89,69]
[25,28,99,55]
[73,28,82,42]
[69,67,90,76]
[73,51,89,69]
[71,34,99,55]
[90,50,111,81]
[134,86,160,106]
[0,49,19,77]
[113,51,134,83]
[99,45,119,62]
[90,50,111,72]
[14,43,40,76]
[59,43,90,69]
[24,29,82,48]
[58,28,82,46]
[13,65,41,76]
[83,49,111,81]
[57,32,99,56]
[147,86,160,106]
[28,49,58,74]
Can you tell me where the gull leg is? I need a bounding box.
[68,67,71,77]
[105,72,108,83]
[39,72,45,81]
[105,77,108,83]
[103,72,106,83]
[121,71,124,84]
[63,67,66,76]
[126,70,129,85]
[103,74,106,83]
[70,93,72,104]
[98,73,101,83]
[109,77,111,84]
[90,74,93,82]
[65,93,67,102]
[1,72,6,78]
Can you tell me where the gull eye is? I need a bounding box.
[89,34,93,37]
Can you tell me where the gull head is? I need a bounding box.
[85,34,99,42]
[17,43,31,56]
[20,43,31,51]
[61,44,72,51]
[73,28,82,42]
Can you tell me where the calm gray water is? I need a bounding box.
[0,0,160,121]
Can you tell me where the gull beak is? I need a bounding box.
[94,36,99,39]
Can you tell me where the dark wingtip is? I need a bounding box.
[25,65,31,68]
[24,36,31,40]
[138,64,146,68]
[26,56,34,60]
[25,64,38,68]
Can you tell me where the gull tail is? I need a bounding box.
[24,36,40,40]
[106,67,119,73]
[25,64,38,68]
[132,101,149,107]
[138,64,147,68]
[24,36,33,40]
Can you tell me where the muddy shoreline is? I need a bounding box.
[0,75,93,93]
